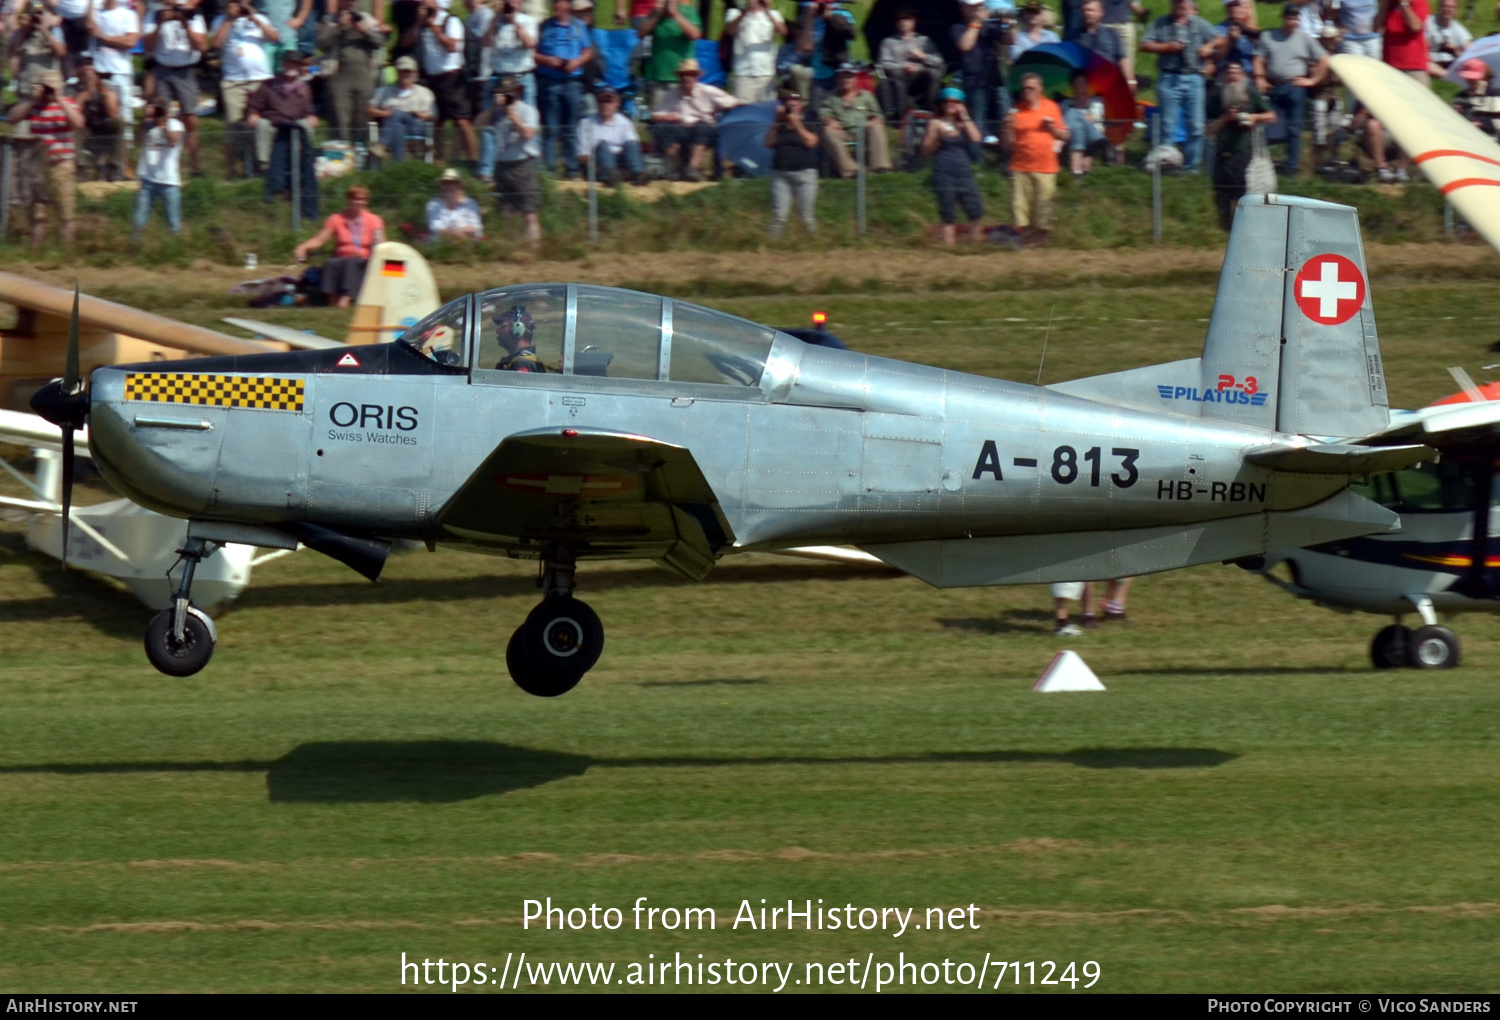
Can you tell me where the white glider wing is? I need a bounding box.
[1332,54,1500,250]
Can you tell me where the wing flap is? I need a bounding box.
[435,428,734,578]
[1244,441,1432,474]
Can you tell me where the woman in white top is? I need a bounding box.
[722,0,785,104]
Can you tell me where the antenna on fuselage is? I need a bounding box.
[1036,304,1055,387]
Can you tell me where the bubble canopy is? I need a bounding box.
[402,284,778,388]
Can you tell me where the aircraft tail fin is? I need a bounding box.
[1200,194,1387,437]
[1050,195,1388,439]
[347,241,440,346]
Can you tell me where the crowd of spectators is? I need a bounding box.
[0,0,1490,252]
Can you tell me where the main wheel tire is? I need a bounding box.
[521,596,605,677]
[506,627,583,697]
[1407,625,1460,669]
[1370,625,1410,669]
[143,608,215,677]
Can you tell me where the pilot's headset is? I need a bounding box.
[494,305,534,349]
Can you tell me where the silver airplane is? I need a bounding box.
[29,195,1433,696]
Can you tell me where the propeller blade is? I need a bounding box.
[64,281,79,393]
[59,424,73,568]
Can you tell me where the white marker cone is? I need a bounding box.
[1032,650,1106,692]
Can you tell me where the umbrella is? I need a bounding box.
[716,101,780,178]
[1444,34,1500,85]
[1011,41,1135,145]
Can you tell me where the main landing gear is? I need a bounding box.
[144,536,219,676]
[507,544,605,697]
[1370,597,1461,670]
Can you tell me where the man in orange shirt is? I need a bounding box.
[1002,72,1069,238]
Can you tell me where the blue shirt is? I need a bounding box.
[535,16,591,79]
[809,6,856,81]
[1214,21,1258,73]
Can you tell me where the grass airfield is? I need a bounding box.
[3,250,1500,992]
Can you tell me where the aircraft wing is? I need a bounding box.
[222,317,346,350]
[1358,400,1500,449]
[1332,54,1500,250]
[0,272,266,357]
[0,407,90,453]
[1244,441,1433,473]
[434,428,736,580]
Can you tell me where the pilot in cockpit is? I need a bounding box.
[494,305,547,373]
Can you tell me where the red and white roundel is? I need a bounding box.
[1293,254,1366,326]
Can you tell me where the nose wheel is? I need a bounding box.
[144,537,218,677]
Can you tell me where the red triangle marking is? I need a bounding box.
[337,352,360,367]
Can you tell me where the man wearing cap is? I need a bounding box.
[211,0,280,177]
[9,69,83,245]
[638,0,701,107]
[1425,0,1471,77]
[534,0,593,176]
[1141,0,1217,172]
[368,55,437,161]
[764,84,819,237]
[819,63,892,176]
[317,0,387,143]
[577,88,643,185]
[247,49,319,220]
[1209,0,1259,78]
[952,0,1012,145]
[1453,57,1500,136]
[649,55,736,180]
[427,167,484,239]
[1254,3,1327,174]
[479,74,541,245]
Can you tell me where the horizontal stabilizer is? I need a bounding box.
[861,490,1396,587]
[1244,442,1432,474]
[222,318,345,350]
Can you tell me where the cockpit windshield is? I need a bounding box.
[402,297,467,367]
[1353,460,1481,513]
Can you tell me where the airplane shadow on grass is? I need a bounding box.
[938,611,1055,635]
[0,741,1238,804]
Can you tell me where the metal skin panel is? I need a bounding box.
[1278,199,1389,438]
[1198,199,1287,431]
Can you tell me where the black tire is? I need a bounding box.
[1407,625,1460,669]
[1370,625,1410,669]
[521,596,605,677]
[143,609,215,677]
[507,626,582,698]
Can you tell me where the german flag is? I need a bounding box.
[381,260,406,278]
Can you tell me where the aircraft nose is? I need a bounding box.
[29,378,88,429]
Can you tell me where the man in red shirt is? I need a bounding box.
[9,69,83,246]
[1381,0,1430,82]
[1002,72,1069,239]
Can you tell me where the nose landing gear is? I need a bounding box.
[144,536,218,677]
[507,544,605,697]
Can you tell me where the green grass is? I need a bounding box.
[3,258,1500,992]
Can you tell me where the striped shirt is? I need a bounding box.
[29,99,78,163]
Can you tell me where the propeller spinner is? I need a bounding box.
[27,283,87,565]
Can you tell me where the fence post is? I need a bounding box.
[1444,200,1454,241]
[0,139,13,244]
[1151,111,1162,246]
[856,122,867,236]
[290,126,302,234]
[587,142,598,244]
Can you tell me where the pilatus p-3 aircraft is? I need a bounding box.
[32,195,1436,695]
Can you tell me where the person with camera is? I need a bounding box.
[368,54,435,160]
[952,0,1012,145]
[577,87,642,185]
[9,69,83,246]
[72,55,122,181]
[9,2,66,94]
[1210,0,1260,78]
[316,0,386,142]
[143,0,206,177]
[476,75,541,245]
[533,0,591,176]
[401,0,477,163]
[723,0,786,104]
[1003,72,1067,240]
[791,0,855,111]
[1141,0,1217,172]
[84,0,139,165]
[819,62,891,177]
[763,84,818,238]
[876,8,942,118]
[480,0,539,106]
[212,0,280,177]
[921,85,983,246]
[1425,0,1470,76]
[292,183,385,307]
[247,49,318,220]
[1205,59,1274,230]
[639,0,701,108]
[132,98,185,240]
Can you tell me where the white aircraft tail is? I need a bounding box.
[1052,195,1389,439]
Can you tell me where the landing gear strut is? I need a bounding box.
[143,537,218,677]
[507,544,605,697]
[1370,598,1461,671]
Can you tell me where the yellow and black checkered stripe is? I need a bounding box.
[123,373,305,412]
